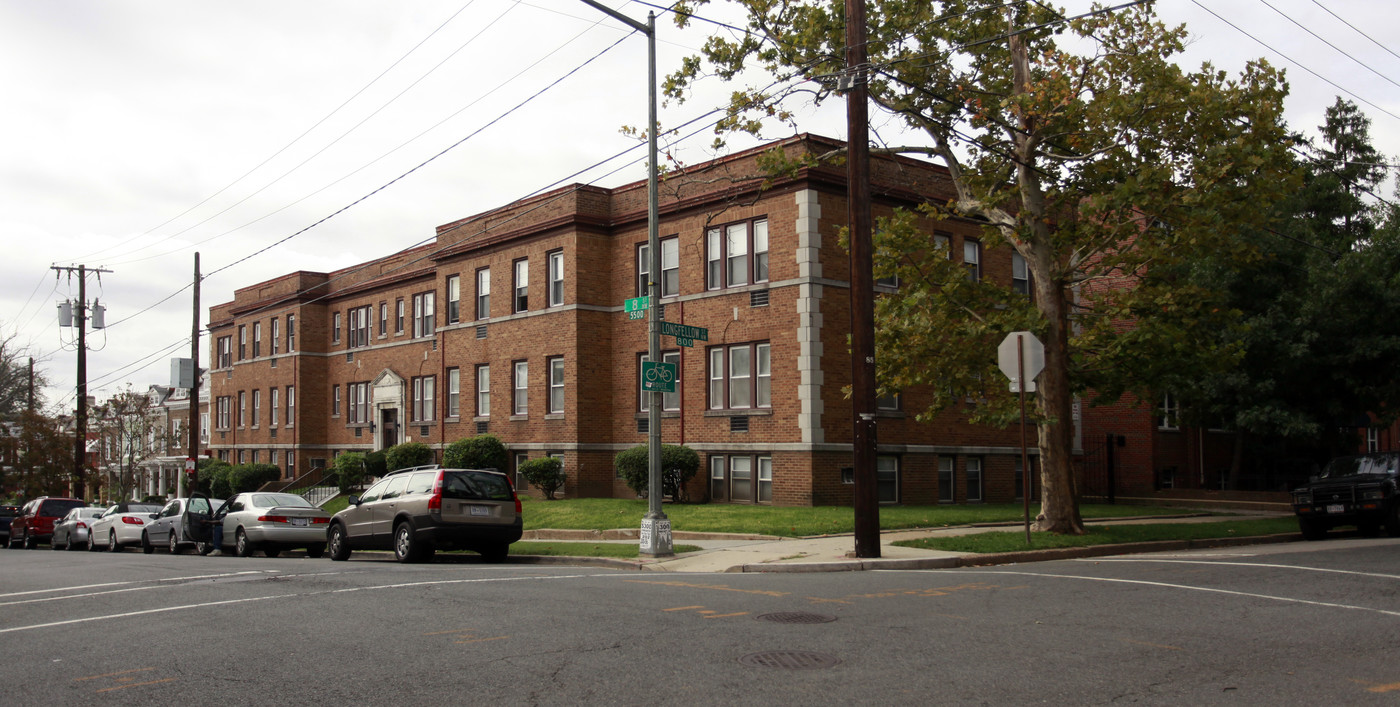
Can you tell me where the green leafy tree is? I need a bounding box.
[226,463,281,494]
[0,329,48,421]
[667,1,1297,532]
[614,444,700,502]
[385,442,434,471]
[331,452,369,493]
[443,434,509,471]
[196,458,231,497]
[519,457,565,500]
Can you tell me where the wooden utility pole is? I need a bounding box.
[53,264,112,499]
[846,0,880,557]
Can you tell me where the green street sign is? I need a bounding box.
[674,337,693,348]
[661,321,708,341]
[641,361,677,393]
[624,296,650,313]
[627,310,646,320]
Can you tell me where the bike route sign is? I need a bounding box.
[641,361,677,393]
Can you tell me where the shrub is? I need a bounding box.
[615,444,700,502]
[385,442,434,471]
[364,450,388,478]
[443,434,508,471]
[226,463,281,495]
[197,458,232,496]
[331,452,368,493]
[520,457,565,500]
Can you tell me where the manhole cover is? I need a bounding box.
[738,651,842,670]
[754,612,838,624]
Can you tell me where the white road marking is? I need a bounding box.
[0,571,272,599]
[921,569,1400,618]
[1075,558,1400,581]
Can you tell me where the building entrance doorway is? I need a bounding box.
[381,408,398,449]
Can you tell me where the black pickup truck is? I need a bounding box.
[1292,452,1400,540]
[0,505,19,546]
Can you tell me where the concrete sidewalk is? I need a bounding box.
[518,513,1301,573]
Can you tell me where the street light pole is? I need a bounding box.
[577,0,672,557]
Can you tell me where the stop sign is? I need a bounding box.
[998,331,1045,392]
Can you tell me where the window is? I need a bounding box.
[447,367,460,418]
[513,259,529,313]
[934,233,951,258]
[271,318,280,354]
[395,299,405,333]
[548,356,564,414]
[286,451,295,476]
[706,218,768,289]
[876,391,901,411]
[412,292,435,338]
[1159,393,1179,430]
[640,351,680,411]
[963,239,981,281]
[287,314,295,352]
[514,452,529,491]
[238,391,247,428]
[877,456,899,503]
[379,302,388,337]
[476,365,490,417]
[348,305,371,348]
[966,458,984,502]
[413,376,436,422]
[939,457,955,503]
[476,267,491,319]
[270,388,279,426]
[252,322,262,357]
[757,456,772,503]
[348,382,370,424]
[202,412,210,441]
[513,360,528,416]
[731,455,752,502]
[548,250,564,307]
[1012,253,1031,296]
[332,313,341,343]
[446,275,461,324]
[217,336,232,368]
[286,386,295,428]
[708,454,771,503]
[251,390,261,428]
[238,326,247,360]
[708,342,770,410]
[1368,428,1380,453]
[216,396,231,429]
[637,237,679,298]
[332,385,341,418]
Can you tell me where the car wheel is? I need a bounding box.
[479,542,510,563]
[393,522,420,563]
[67,536,81,551]
[23,531,36,550]
[235,529,254,558]
[142,532,155,554]
[169,532,183,555]
[1299,516,1327,541]
[306,544,325,559]
[89,533,103,551]
[195,541,213,556]
[108,530,122,553]
[327,524,350,562]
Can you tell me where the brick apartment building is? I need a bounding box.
[206,134,1041,506]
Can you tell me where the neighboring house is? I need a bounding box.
[137,370,212,499]
[207,134,1040,506]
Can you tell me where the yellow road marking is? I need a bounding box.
[625,580,789,597]
[454,636,510,645]
[96,679,176,693]
[703,612,749,619]
[663,605,706,612]
[75,667,155,682]
[424,629,474,636]
[1367,682,1400,693]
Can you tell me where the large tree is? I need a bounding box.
[668,1,1297,531]
[0,328,48,420]
[93,386,167,502]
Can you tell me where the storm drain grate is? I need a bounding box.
[738,651,841,670]
[754,612,838,625]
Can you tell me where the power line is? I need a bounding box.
[1309,0,1400,64]
[1255,0,1400,92]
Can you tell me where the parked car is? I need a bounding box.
[50,507,106,550]
[143,496,225,554]
[0,505,18,546]
[87,502,163,552]
[1292,451,1400,540]
[184,492,329,558]
[326,465,522,564]
[8,497,87,549]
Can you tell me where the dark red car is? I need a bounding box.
[8,497,87,549]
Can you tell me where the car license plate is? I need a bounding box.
[290,518,309,527]
[469,505,490,517]
[1326,504,1344,514]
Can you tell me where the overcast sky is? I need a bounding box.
[3,0,1397,413]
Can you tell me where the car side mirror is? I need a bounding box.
[149,514,159,521]
[349,496,362,507]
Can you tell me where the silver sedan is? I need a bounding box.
[50,507,105,551]
[219,492,330,558]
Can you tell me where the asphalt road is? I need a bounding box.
[2,537,1398,705]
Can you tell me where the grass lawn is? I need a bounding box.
[518,497,1199,537]
[892,516,1301,553]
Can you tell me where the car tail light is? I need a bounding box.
[428,471,443,512]
[121,516,145,525]
[258,515,289,523]
[76,522,87,529]
[312,518,329,524]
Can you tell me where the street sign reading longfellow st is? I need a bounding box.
[660,321,708,342]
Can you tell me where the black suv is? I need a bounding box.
[326,466,523,563]
[1292,452,1400,540]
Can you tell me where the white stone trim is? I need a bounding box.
[795,189,824,444]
